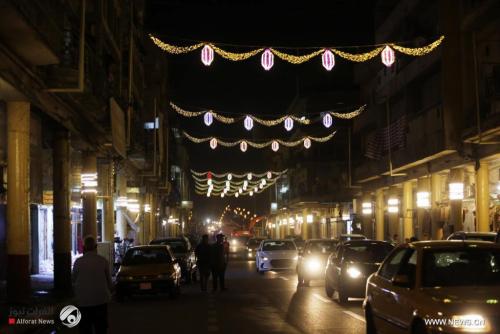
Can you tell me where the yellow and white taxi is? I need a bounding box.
[364,241,500,334]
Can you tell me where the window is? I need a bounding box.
[123,248,172,265]
[379,248,408,280]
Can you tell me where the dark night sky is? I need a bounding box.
[145,0,376,222]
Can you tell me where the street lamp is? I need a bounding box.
[388,198,399,213]
[362,202,373,215]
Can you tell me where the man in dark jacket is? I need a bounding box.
[210,233,228,291]
[195,234,211,292]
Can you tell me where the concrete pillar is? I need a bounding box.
[82,152,97,238]
[116,169,127,240]
[99,161,114,242]
[449,168,464,233]
[402,181,414,240]
[375,189,384,241]
[302,209,308,240]
[143,194,151,244]
[150,194,157,240]
[476,160,490,232]
[362,194,373,239]
[431,173,443,239]
[6,101,31,302]
[388,187,400,240]
[53,129,71,293]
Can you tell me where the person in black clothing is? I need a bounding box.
[211,233,229,292]
[195,234,211,292]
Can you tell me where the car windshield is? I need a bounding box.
[466,235,495,242]
[262,241,296,251]
[343,243,393,263]
[248,239,264,247]
[151,239,187,253]
[307,241,337,253]
[123,248,172,265]
[422,248,500,287]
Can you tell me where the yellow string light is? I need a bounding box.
[191,170,286,178]
[151,35,444,64]
[330,105,366,119]
[183,131,337,149]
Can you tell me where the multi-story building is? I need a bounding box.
[351,0,500,242]
[0,0,173,302]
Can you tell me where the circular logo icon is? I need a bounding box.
[59,305,81,328]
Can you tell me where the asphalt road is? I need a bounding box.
[108,254,367,334]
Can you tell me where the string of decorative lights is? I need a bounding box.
[197,181,275,198]
[171,102,365,129]
[183,131,336,152]
[191,170,286,178]
[150,35,444,70]
[193,175,280,186]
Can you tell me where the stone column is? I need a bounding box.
[53,129,71,293]
[82,152,97,238]
[362,193,373,239]
[115,169,127,240]
[449,168,464,233]
[302,209,308,240]
[388,187,400,240]
[417,177,431,239]
[375,189,385,241]
[99,161,114,242]
[6,101,31,302]
[431,173,443,239]
[402,181,414,240]
[475,160,490,232]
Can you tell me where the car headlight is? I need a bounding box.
[305,258,321,272]
[449,314,489,331]
[261,257,269,261]
[232,240,238,246]
[346,267,361,279]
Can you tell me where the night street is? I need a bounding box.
[109,257,365,334]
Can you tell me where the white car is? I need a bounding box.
[256,239,298,273]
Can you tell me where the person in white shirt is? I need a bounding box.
[72,235,113,334]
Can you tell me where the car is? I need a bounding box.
[150,237,197,283]
[285,235,305,251]
[296,239,339,286]
[364,241,500,334]
[256,239,298,273]
[447,231,497,242]
[325,240,394,303]
[115,245,182,300]
[229,235,251,253]
[246,237,266,259]
[339,234,367,243]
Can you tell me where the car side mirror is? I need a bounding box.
[392,274,410,287]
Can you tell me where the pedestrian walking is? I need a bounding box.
[72,235,113,334]
[210,233,229,292]
[195,234,211,292]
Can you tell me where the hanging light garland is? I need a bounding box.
[150,35,445,69]
[171,102,365,128]
[182,131,337,151]
[191,170,287,178]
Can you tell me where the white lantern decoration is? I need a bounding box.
[259,184,263,189]
[207,192,211,197]
[207,178,212,186]
[249,191,254,196]
[284,117,294,131]
[254,187,258,192]
[261,48,274,71]
[381,45,395,67]
[303,138,311,149]
[323,113,333,128]
[267,171,272,179]
[261,179,266,186]
[239,188,243,194]
[243,180,248,190]
[221,193,224,198]
[247,173,252,180]
[271,141,279,152]
[209,138,217,150]
[235,192,239,198]
[204,112,213,126]
[227,173,232,181]
[244,116,254,131]
[225,180,230,188]
[240,141,248,152]
[322,49,335,71]
[201,44,214,66]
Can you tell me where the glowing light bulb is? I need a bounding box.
[240,141,248,152]
[381,45,395,67]
[209,138,217,149]
[201,44,214,66]
[267,171,272,179]
[261,48,274,70]
[271,141,279,152]
[204,112,213,126]
[247,173,252,180]
[244,116,253,130]
[284,117,294,131]
[322,49,335,71]
[227,173,232,181]
[239,188,243,193]
[304,138,311,149]
[235,192,239,198]
[323,113,333,128]
[249,191,253,196]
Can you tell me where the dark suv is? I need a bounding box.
[150,237,197,283]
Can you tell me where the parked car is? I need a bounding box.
[296,239,339,286]
[447,231,497,242]
[150,237,197,283]
[364,241,500,334]
[115,245,181,300]
[339,234,367,243]
[256,239,298,273]
[286,235,305,251]
[246,237,266,259]
[229,235,251,253]
[325,240,394,303]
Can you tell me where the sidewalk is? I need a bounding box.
[0,275,77,333]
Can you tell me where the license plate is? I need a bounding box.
[139,282,152,290]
